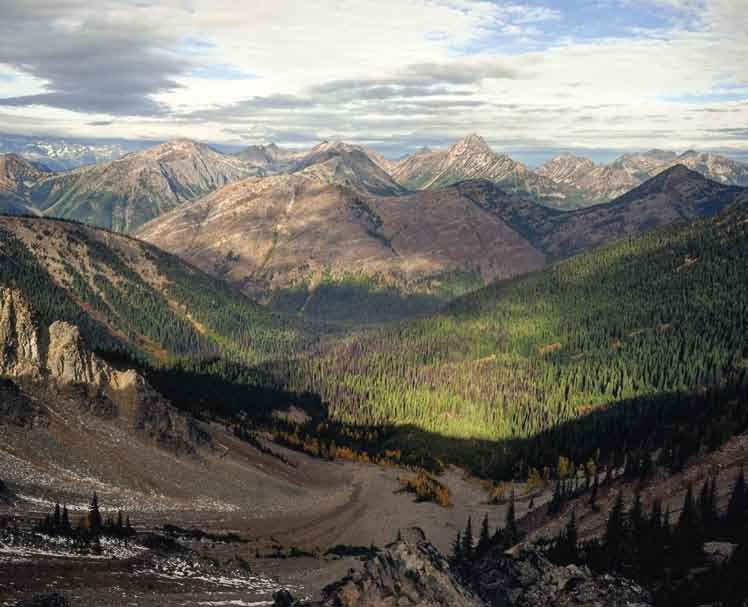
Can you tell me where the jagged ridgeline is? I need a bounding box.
[282,200,748,475]
[0,216,311,367]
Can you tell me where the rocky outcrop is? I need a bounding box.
[0,286,209,453]
[0,287,44,377]
[0,288,113,386]
[473,546,651,607]
[310,530,651,607]
[45,321,112,386]
[316,528,482,607]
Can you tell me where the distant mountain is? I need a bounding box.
[236,143,302,173]
[541,164,748,256]
[673,150,748,186]
[28,139,264,233]
[136,169,545,323]
[391,134,580,207]
[539,149,748,204]
[536,153,640,203]
[289,141,406,196]
[138,164,747,323]
[0,133,141,171]
[0,153,49,214]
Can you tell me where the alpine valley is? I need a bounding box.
[2,134,748,606]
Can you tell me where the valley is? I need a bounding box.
[2,174,748,604]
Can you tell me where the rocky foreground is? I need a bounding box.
[272,528,651,607]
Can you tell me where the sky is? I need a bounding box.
[0,0,746,161]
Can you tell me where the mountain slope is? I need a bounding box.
[0,153,49,214]
[278,190,748,475]
[392,134,578,206]
[0,215,309,366]
[138,166,746,324]
[28,139,264,233]
[542,164,748,257]
[536,153,640,203]
[136,171,546,323]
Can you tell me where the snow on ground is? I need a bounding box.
[0,530,147,562]
[135,555,302,594]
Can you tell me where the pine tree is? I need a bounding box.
[451,530,463,564]
[631,493,645,535]
[604,492,626,569]
[698,476,718,535]
[549,481,562,515]
[675,485,702,563]
[477,513,491,554]
[61,505,71,534]
[726,467,746,533]
[462,517,474,561]
[504,491,518,547]
[89,492,103,536]
[116,511,124,533]
[589,473,599,509]
[53,503,61,530]
[565,509,578,563]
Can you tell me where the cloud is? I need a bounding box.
[0,1,189,115]
[0,0,744,157]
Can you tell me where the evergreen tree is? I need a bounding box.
[461,516,474,563]
[698,475,718,535]
[675,485,702,563]
[504,491,518,547]
[89,492,103,536]
[549,481,562,515]
[589,473,599,509]
[603,492,626,569]
[726,467,746,534]
[477,513,491,554]
[451,530,463,564]
[61,505,71,534]
[53,503,61,529]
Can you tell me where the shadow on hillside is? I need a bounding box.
[130,352,748,482]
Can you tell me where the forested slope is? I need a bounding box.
[279,198,748,476]
[0,215,311,366]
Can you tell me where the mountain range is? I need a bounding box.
[538,148,748,203]
[136,162,747,322]
[2,133,748,323]
[0,133,143,171]
[26,139,264,232]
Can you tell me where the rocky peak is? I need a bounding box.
[452,133,494,157]
[315,527,482,607]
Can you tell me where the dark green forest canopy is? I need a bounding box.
[274,200,748,473]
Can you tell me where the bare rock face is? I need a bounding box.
[0,286,209,453]
[46,320,111,386]
[0,287,43,377]
[473,547,652,607]
[316,527,483,607]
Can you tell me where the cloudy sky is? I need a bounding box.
[0,0,746,161]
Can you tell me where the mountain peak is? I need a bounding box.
[458,133,492,152]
